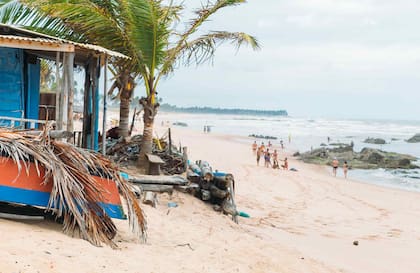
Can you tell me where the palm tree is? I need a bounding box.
[0,0,259,167]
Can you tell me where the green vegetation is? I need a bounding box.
[160,104,288,116]
[0,0,259,168]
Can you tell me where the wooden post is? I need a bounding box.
[182,146,188,171]
[168,128,172,155]
[82,62,90,149]
[90,60,97,148]
[67,52,75,142]
[60,53,68,131]
[102,54,108,155]
[55,52,61,129]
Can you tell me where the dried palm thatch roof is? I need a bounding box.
[0,127,146,247]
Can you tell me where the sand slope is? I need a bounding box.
[1,126,420,273]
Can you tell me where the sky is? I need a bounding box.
[153,0,420,120]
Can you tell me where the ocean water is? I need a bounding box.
[160,112,420,192]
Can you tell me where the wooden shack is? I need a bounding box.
[0,24,127,151]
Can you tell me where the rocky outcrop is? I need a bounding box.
[364,138,386,145]
[249,134,277,140]
[407,134,420,143]
[298,145,418,169]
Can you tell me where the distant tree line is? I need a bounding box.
[159,103,288,116]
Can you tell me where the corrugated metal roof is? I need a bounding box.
[0,35,62,44]
[71,40,129,59]
[0,24,129,59]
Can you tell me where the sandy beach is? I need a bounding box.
[1,121,420,273]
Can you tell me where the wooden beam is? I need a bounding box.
[102,54,108,155]
[0,37,74,52]
[66,52,75,142]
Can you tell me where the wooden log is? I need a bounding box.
[0,212,44,221]
[199,161,213,181]
[201,189,211,201]
[175,183,200,194]
[227,179,238,223]
[209,184,228,199]
[182,147,188,172]
[186,169,201,183]
[136,184,174,194]
[142,191,157,208]
[129,175,187,186]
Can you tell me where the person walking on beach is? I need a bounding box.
[256,147,262,166]
[272,149,279,169]
[260,142,265,152]
[264,149,271,168]
[252,141,258,154]
[280,140,284,150]
[332,157,339,177]
[281,157,288,170]
[343,161,349,179]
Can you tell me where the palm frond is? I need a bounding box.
[0,128,146,247]
[126,0,171,92]
[161,31,259,76]
[158,0,247,82]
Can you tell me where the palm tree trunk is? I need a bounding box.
[119,98,130,138]
[117,73,135,138]
[138,98,158,169]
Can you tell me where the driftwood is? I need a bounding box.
[135,184,174,194]
[129,175,187,186]
[209,185,228,199]
[199,161,213,181]
[186,169,200,183]
[143,192,158,208]
[0,212,44,221]
[227,179,238,223]
[175,183,200,194]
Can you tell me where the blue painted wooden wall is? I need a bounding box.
[0,47,40,126]
[0,48,24,123]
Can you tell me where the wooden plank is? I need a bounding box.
[129,175,187,185]
[146,153,165,164]
[135,184,174,194]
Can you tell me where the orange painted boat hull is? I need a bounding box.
[0,157,125,219]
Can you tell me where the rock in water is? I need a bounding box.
[407,133,420,143]
[364,137,386,144]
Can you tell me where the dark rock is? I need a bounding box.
[173,122,188,127]
[320,143,327,146]
[293,152,300,157]
[298,146,418,170]
[353,240,359,246]
[364,137,386,145]
[407,133,420,143]
[248,134,277,140]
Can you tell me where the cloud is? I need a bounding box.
[156,0,420,119]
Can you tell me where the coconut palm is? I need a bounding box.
[0,0,259,167]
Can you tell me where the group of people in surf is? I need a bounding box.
[252,141,288,170]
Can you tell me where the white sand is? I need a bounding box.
[1,117,420,273]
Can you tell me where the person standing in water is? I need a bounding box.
[252,141,258,154]
[343,161,349,179]
[332,157,339,177]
